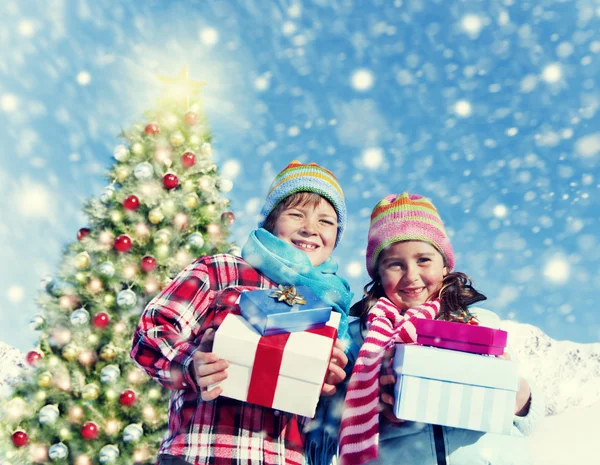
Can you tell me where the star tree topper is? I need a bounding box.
[157,64,206,107]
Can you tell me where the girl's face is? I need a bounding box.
[377,241,448,311]
[272,197,338,266]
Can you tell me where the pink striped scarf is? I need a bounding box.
[338,297,441,465]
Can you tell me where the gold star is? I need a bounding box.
[156,65,206,103]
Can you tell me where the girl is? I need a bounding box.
[339,192,544,465]
[131,161,356,465]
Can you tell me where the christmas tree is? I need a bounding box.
[0,66,237,465]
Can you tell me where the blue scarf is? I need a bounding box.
[241,228,355,465]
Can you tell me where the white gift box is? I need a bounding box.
[211,311,340,417]
[393,344,519,434]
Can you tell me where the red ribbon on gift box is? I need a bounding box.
[247,325,338,408]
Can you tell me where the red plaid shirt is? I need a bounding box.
[131,254,310,465]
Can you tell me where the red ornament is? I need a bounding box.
[114,235,132,253]
[77,228,91,241]
[163,173,179,190]
[184,111,198,126]
[119,389,136,406]
[123,195,140,211]
[141,256,157,273]
[11,431,28,448]
[81,422,99,440]
[26,350,43,366]
[144,123,160,135]
[92,312,110,328]
[181,152,196,168]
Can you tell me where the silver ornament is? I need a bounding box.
[99,445,119,464]
[100,364,121,383]
[116,289,136,307]
[134,161,154,180]
[70,308,90,326]
[39,404,60,425]
[40,275,54,290]
[187,232,204,248]
[113,145,130,162]
[98,261,115,277]
[100,185,116,204]
[123,423,144,443]
[29,313,46,330]
[49,442,68,460]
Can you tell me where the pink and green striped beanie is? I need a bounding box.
[259,160,346,247]
[366,192,455,278]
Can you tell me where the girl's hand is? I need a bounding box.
[321,339,348,396]
[379,346,405,424]
[499,352,532,416]
[192,328,229,401]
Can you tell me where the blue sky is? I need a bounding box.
[1,0,599,351]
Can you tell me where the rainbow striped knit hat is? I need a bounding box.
[259,160,346,247]
[366,192,455,278]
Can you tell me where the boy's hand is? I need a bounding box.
[321,339,348,396]
[379,346,405,424]
[192,328,229,401]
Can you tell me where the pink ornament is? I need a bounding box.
[26,350,43,366]
[184,111,198,126]
[181,152,196,168]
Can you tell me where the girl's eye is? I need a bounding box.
[387,262,403,269]
[417,257,431,264]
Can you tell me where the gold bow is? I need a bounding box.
[269,285,306,306]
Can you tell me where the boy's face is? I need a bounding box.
[272,197,338,266]
[377,240,448,311]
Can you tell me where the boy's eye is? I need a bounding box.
[320,219,336,226]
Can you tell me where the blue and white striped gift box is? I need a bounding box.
[393,344,519,435]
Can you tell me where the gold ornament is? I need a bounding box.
[100,344,117,361]
[131,142,144,155]
[81,383,100,400]
[103,293,115,307]
[183,193,199,209]
[188,134,201,147]
[105,419,121,436]
[162,199,176,215]
[115,165,131,182]
[182,179,196,192]
[155,244,170,260]
[154,228,171,244]
[154,145,172,165]
[38,372,52,388]
[75,272,87,284]
[110,210,123,223]
[123,264,138,280]
[170,132,185,147]
[148,208,164,224]
[74,252,90,269]
[98,230,115,245]
[35,390,47,401]
[59,427,72,441]
[269,285,307,306]
[62,343,79,361]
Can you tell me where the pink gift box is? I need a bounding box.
[415,319,507,355]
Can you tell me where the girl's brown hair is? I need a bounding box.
[262,192,337,233]
[350,256,486,326]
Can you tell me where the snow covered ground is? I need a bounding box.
[1,320,599,464]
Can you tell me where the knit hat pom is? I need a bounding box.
[258,160,346,247]
[365,192,455,278]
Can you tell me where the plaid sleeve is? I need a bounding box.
[130,258,214,391]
